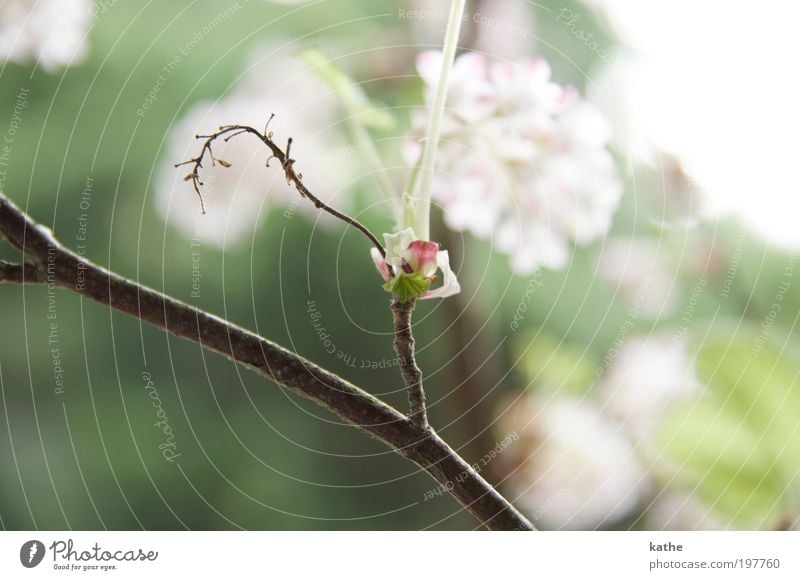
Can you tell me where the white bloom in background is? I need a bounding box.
[499,395,649,529]
[407,51,621,274]
[470,0,538,61]
[639,151,701,227]
[596,334,702,437]
[155,47,354,248]
[644,491,723,531]
[597,237,680,319]
[0,0,92,71]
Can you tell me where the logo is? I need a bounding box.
[20,540,46,568]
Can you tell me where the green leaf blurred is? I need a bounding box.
[657,330,800,527]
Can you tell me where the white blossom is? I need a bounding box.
[407,51,621,274]
[596,334,702,437]
[155,47,354,248]
[0,0,92,71]
[371,228,460,301]
[597,237,680,319]
[499,395,649,529]
[644,491,723,531]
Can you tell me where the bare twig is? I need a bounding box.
[390,298,429,430]
[175,122,386,258]
[0,191,533,531]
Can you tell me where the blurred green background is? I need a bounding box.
[0,0,798,530]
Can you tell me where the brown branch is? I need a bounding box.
[0,260,46,284]
[175,121,386,258]
[0,191,533,531]
[391,298,429,429]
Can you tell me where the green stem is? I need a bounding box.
[406,0,466,240]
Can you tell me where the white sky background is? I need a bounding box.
[588,1,800,249]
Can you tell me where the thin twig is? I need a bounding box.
[175,123,386,258]
[0,191,533,531]
[391,298,429,430]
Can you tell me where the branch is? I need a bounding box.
[0,191,533,531]
[0,260,45,284]
[391,298,428,429]
[176,121,386,258]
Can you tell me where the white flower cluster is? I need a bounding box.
[499,395,649,530]
[498,334,700,529]
[0,0,92,71]
[407,51,621,274]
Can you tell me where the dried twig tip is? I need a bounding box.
[263,113,276,137]
[174,123,386,257]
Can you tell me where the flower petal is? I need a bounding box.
[420,250,461,299]
[370,247,392,283]
[403,240,439,278]
[416,50,443,87]
[383,227,418,270]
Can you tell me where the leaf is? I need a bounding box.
[383,273,431,303]
[657,396,789,527]
[696,333,800,477]
[512,332,594,394]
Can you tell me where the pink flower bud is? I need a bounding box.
[372,228,460,301]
